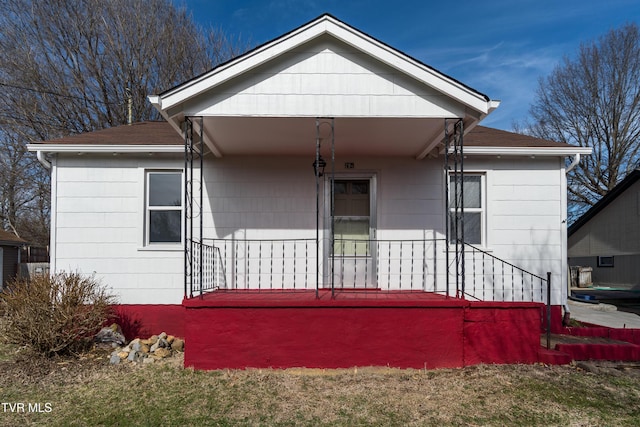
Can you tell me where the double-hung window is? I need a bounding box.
[146,171,182,244]
[449,174,484,245]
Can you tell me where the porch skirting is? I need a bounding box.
[183,291,544,370]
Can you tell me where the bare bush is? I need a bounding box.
[0,272,116,356]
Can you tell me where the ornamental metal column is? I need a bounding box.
[314,118,335,298]
[444,119,465,298]
[184,116,204,299]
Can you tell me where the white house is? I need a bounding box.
[29,15,591,368]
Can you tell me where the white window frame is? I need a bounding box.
[448,172,486,247]
[145,170,183,246]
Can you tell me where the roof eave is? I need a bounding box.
[453,146,593,156]
[27,144,184,154]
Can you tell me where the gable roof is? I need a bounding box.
[568,169,640,237]
[149,13,498,120]
[0,230,26,246]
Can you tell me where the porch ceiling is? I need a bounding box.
[198,116,449,158]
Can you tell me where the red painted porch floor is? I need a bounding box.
[183,289,469,308]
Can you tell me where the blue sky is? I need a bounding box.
[174,0,640,131]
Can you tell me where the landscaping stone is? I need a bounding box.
[106,332,184,366]
[171,338,185,352]
[109,352,121,365]
[154,347,171,358]
[95,324,126,347]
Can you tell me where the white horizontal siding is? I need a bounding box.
[53,155,184,304]
[184,39,466,118]
[52,152,567,304]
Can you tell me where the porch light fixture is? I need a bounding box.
[312,155,327,177]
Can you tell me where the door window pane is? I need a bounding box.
[334,218,370,256]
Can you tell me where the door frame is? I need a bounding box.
[322,172,377,288]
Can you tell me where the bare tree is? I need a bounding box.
[0,0,247,243]
[529,23,640,222]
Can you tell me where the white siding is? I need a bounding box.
[183,37,466,118]
[52,153,567,304]
[53,155,184,304]
[471,157,566,304]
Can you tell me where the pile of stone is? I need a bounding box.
[109,332,185,365]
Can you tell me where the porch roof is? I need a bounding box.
[28,121,589,158]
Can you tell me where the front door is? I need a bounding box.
[329,177,376,288]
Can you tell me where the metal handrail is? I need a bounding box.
[187,238,551,305]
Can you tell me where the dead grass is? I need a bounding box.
[0,345,639,426]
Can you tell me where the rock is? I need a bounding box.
[117,351,129,359]
[127,351,139,362]
[150,341,160,353]
[149,335,158,345]
[157,338,169,348]
[142,357,155,364]
[154,347,171,358]
[171,338,184,352]
[166,335,175,344]
[158,332,167,340]
[140,338,153,346]
[140,344,150,354]
[131,341,142,352]
[109,352,121,365]
[94,326,126,347]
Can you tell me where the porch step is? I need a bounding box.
[555,343,640,362]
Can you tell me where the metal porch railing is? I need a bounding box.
[461,243,550,303]
[187,238,551,305]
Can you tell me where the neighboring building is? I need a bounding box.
[568,169,640,288]
[28,14,591,368]
[0,229,26,289]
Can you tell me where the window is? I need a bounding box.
[597,256,614,267]
[449,174,484,245]
[146,171,182,244]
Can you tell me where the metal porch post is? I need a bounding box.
[315,119,320,298]
[184,118,194,299]
[445,119,465,298]
[198,117,204,298]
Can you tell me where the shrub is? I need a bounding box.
[0,272,116,356]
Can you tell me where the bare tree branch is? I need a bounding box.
[0,0,249,244]
[527,23,640,223]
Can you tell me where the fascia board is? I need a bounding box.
[451,146,594,156]
[27,144,184,154]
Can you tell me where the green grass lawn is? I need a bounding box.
[1,346,640,426]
